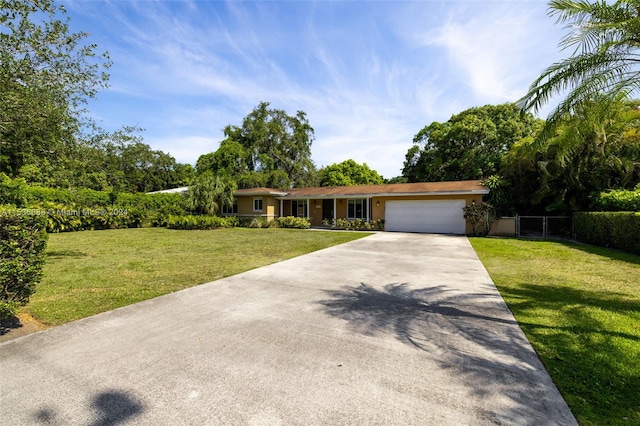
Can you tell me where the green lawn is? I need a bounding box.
[470,237,640,425]
[26,227,369,326]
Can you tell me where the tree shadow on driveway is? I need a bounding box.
[318,282,517,352]
[33,390,144,426]
[317,282,577,424]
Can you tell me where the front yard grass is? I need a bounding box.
[470,237,640,425]
[26,227,369,326]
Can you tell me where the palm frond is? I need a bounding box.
[521,0,640,134]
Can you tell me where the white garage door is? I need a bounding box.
[385,200,466,234]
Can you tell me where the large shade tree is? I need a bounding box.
[519,0,640,130]
[403,103,541,182]
[198,102,316,189]
[0,0,111,176]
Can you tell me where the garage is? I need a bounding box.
[385,200,466,234]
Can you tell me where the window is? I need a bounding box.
[222,201,238,215]
[291,200,308,217]
[253,198,263,212]
[348,199,366,219]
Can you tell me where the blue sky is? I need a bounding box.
[63,0,567,179]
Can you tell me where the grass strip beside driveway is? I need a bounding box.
[470,237,640,426]
[27,228,369,326]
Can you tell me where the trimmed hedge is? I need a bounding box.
[166,215,239,230]
[574,212,640,255]
[1,174,191,232]
[0,213,48,319]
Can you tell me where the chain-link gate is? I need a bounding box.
[516,216,572,239]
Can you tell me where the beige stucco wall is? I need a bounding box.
[488,217,516,236]
[236,195,279,219]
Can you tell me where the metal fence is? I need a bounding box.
[516,216,573,239]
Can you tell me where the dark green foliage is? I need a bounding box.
[277,216,311,229]
[574,212,640,254]
[0,213,48,319]
[481,175,512,216]
[0,173,28,206]
[504,97,640,214]
[385,176,408,184]
[591,186,640,212]
[403,103,541,182]
[197,102,316,188]
[2,175,190,232]
[0,0,111,176]
[79,126,194,193]
[166,215,239,230]
[186,173,236,216]
[318,160,384,187]
[1,3,190,192]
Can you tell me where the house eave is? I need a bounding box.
[234,191,288,197]
[275,189,489,200]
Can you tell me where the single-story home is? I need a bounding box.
[228,180,489,234]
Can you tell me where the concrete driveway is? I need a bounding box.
[0,232,576,425]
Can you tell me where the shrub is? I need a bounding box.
[166,215,238,230]
[0,173,28,207]
[322,218,384,231]
[574,212,640,254]
[0,212,48,320]
[248,216,272,229]
[277,216,311,229]
[590,187,640,212]
[463,202,495,236]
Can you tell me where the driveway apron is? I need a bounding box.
[0,232,577,425]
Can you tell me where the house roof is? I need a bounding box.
[234,187,288,197]
[234,180,489,199]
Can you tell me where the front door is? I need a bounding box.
[322,199,334,224]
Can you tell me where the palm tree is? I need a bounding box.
[519,0,640,129]
[187,173,237,215]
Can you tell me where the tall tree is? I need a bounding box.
[519,0,640,130]
[0,0,111,175]
[403,104,541,182]
[198,102,316,189]
[318,160,384,187]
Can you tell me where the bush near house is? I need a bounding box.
[166,215,238,230]
[462,202,494,236]
[322,218,385,231]
[574,212,640,254]
[0,213,48,320]
[277,216,311,229]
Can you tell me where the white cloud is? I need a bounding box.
[68,0,572,180]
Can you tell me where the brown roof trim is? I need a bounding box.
[278,180,489,198]
[232,180,489,199]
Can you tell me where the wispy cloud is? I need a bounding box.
[64,0,569,178]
